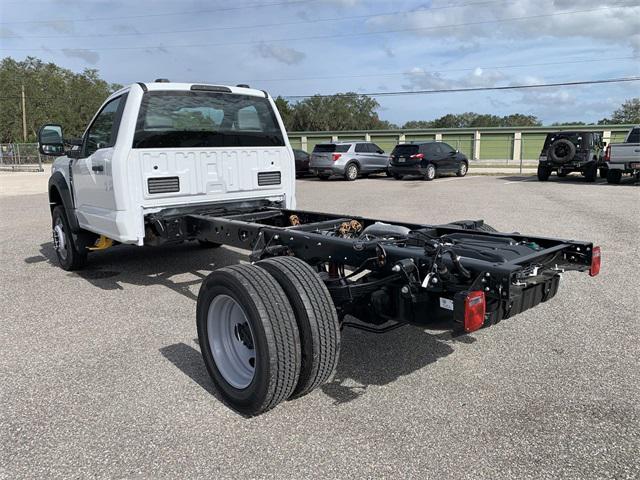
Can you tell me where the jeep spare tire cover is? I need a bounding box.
[548,138,576,164]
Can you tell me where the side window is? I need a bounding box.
[355,143,368,153]
[440,143,455,154]
[421,144,435,155]
[84,95,126,157]
[370,143,383,153]
[627,128,640,143]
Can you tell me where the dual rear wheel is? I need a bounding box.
[196,257,340,415]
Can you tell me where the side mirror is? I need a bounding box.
[38,124,64,156]
[377,149,384,154]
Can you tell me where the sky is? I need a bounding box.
[1,0,639,126]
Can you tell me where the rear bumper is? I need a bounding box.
[310,165,345,176]
[389,165,426,176]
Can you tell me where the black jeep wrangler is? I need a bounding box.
[537,131,606,182]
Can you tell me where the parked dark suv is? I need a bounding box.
[388,142,468,180]
[537,131,606,182]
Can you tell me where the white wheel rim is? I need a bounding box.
[207,295,256,389]
[460,164,467,175]
[427,165,435,179]
[348,165,357,179]
[53,218,68,260]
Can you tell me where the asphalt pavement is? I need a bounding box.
[1,173,638,479]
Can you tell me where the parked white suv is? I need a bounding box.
[39,81,295,269]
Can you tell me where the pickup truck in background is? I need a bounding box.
[605,126,640,184]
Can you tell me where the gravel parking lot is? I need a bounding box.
[1,173,638,479]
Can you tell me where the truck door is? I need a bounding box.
[72,93,128,237]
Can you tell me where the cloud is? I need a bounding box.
[367,1,640,53]
[61,48,100,64]
[42,20,73,33]
[255,43,305,65]
[0,26,18,38]
[112,24,139,34]
[402,67,507,90]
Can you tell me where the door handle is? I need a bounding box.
[92,164,104,172]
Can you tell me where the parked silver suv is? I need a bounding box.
[310,142,389,181]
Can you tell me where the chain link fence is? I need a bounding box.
[0,143,44,172]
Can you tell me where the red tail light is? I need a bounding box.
[604,145,611,162]
[463,291,486,332]
[410,153,424,159]
[589,246,601,277]
[332,153,342,161]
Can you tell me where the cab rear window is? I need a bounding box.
[132,91,285,148]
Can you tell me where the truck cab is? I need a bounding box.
[40,81,295,268]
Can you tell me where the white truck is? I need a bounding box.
[38,81,601,415]
[605,126,640,183]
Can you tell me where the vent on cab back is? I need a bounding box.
[258,171,281,186]
[148,176,180,194]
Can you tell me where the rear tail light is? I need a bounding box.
[604,145,611,162]
[410,153,424,159]
[463,291,486,332]
[332,153,342,161]
[589,246,601,277]
[454,290,486,332]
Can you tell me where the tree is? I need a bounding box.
[598,98,640,124]
[282,93,392,131]
[551,121,588,126]
[0,56,121,142]
[403,120,433,129]
[403,112,541,129]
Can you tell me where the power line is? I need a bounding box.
[218,56,639,84]
[0,6,625,51]
[3,76,637,102]
[0,0,509,38]
[282,77,640,99]
[0,0,316,25]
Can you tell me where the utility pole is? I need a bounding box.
[21,84,28,142]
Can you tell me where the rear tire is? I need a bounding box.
[584,163,597,182]
[606,169,622,184]
[599,168,608,179]
[256,257,340,399]
[196,264,301,416]
[51,206,88,271]
[344,163,359,181]
[424,163,436,181]
[537,165,551,181]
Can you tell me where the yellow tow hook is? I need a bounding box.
[88,235,114,251]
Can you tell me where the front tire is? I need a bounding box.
[196,264,301,416]
[537,165,551,181]
[344,163,359,181]
[51,206,88,271]
[599,168,608,179]
[256,257,340,399]
[456,162,468,177]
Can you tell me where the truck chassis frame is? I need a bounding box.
[145,200,598,332]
